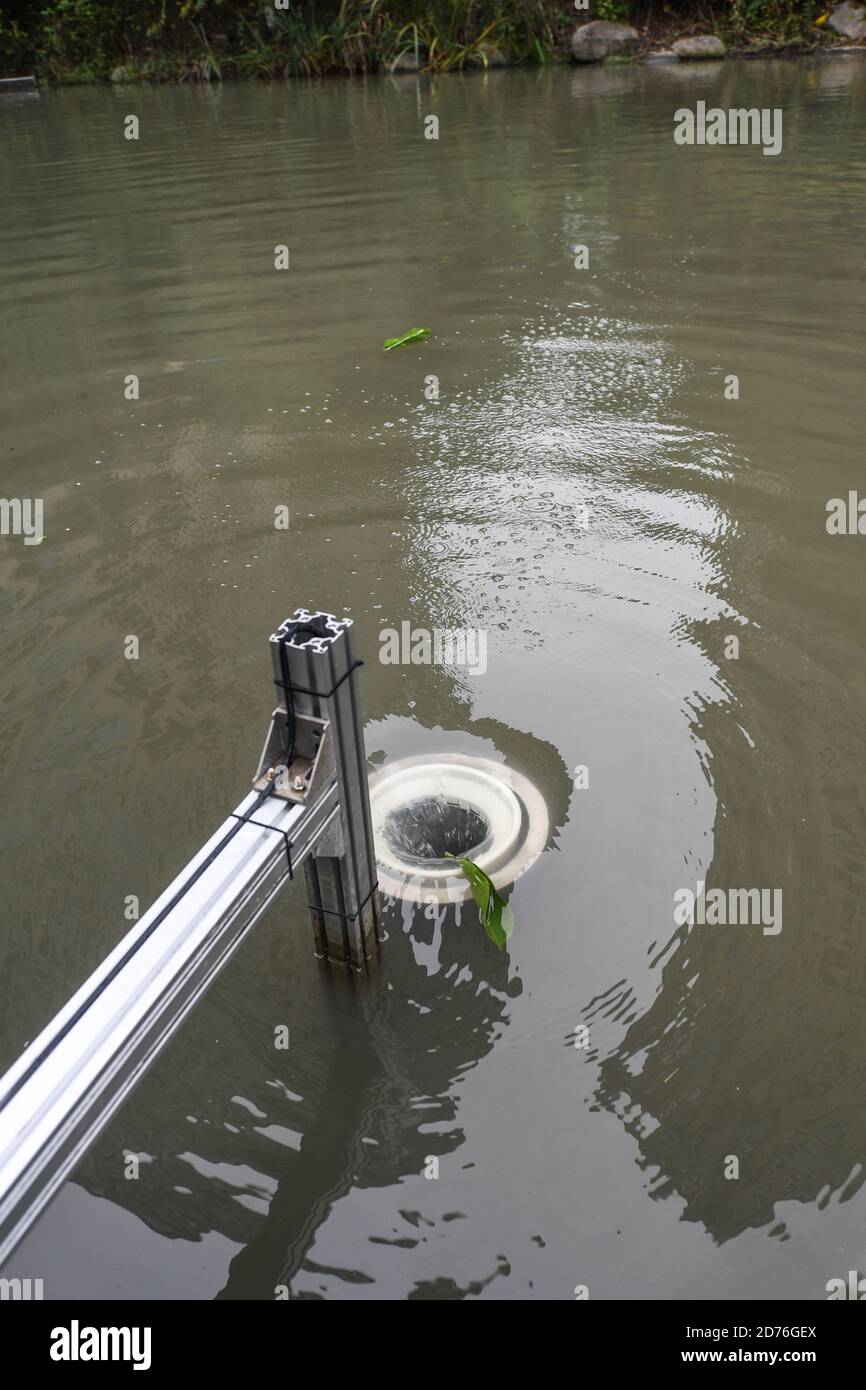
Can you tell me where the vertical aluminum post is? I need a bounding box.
[268,611,380,970]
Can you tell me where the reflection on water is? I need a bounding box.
[2,57,866,1298]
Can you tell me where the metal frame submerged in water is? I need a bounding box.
[0,609,380,1269]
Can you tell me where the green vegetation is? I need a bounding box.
[0,1,567,82]
[383,327,430,350]
[448,854,514,950]
[594,0,633,21]
[0,2,841,84]
[722,0,823,48]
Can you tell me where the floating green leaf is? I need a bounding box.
[447,854,514,950]
[383,327,430,351]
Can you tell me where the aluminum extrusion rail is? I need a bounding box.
[0,779,339,1268]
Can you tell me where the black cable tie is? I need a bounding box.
[230,813,294,880]
[273,659,364,704]
[306,881,379,923]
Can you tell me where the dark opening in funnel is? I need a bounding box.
[382,795,489,865]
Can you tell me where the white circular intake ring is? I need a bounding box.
[369,754,549,904]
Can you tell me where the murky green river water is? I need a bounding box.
[1,57,865,1300]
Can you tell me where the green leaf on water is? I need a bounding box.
[447,854,514,950]
[383,327,430,351]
